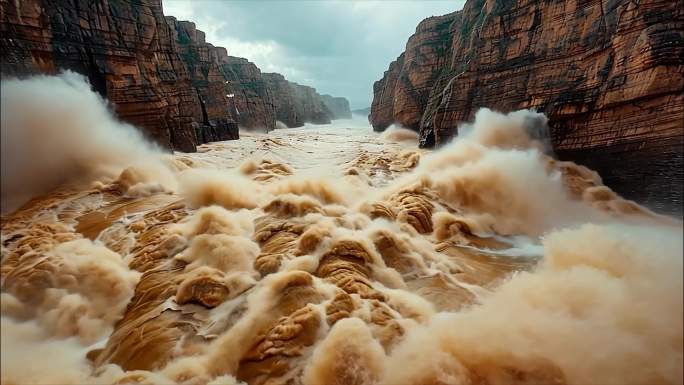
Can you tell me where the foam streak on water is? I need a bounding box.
[1,75,682,385]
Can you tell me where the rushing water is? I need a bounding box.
[1,74,682,385]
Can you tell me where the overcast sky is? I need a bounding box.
[162,0,465,110]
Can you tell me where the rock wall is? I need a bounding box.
[263,73,302,127]
[321,94,352,119]
[370,0,684,213]
[166,18,241,145]
[263,73,337,127]
[219,56,277,130]
[371,11,458,134]
[352,107,371,118]
[291,82,332,125]
[0,0,349,151]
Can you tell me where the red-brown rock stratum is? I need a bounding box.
[370,0,683,213]
[0,0,350,152]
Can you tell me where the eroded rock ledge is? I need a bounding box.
[370,0,683,212]
[0,0,350,151]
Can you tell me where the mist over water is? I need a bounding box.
[379,124,419,143]
[1,74,682,385]
[0,72,173,213]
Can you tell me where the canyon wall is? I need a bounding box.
[0,0,349,151]
[263,73,336,127]
[370,0,683,212]
[321,94,352,119]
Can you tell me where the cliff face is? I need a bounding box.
[371,12,457,134]
[219,56,277,130]
[0,0,349,151]
[291,82,332,125]
[262,73,300,127]
[370,0,684,212]
[321,94,352,119]
[166,19,240,145]
[1,0,202,151]
[263,73,339,127]
[352,107,372,118]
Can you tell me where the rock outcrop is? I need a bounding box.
[263,73,337,127]
[1,0,203,152]
[321,94,352,119]
[370,0,683,212]
[219,56,277,130]
[0,0,349,151]
[3,111,680,384]
[291,83,333,125]
[166,18,243,145]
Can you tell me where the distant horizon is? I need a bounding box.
[162,0,465,110]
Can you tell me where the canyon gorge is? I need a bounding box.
[0,0,351,152]
[2,73,681,385]
[1,0,682,385]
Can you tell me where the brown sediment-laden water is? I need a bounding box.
[1,74,682,385]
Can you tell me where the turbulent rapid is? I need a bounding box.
[1,74,682,385]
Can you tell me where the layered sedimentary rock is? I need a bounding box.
[166,18,241,145]
[263,73,301,127]
[168,19,278,131]
[219,56,277,130]
[0,0,254,151]
[0,0,348,151]
[321,94,352,119]
[263,73,338,127]
[352,107,372,118]
[1,0,204,152]
[370,0,684,212]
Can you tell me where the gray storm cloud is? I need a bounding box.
[161,0,462,110]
